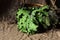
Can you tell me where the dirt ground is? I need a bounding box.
[0,21,60,40]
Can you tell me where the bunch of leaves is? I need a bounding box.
[16,8,38,34]
[31,6,50,29]
[16,5,58,34]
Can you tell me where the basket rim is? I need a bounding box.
[24,3,44,7]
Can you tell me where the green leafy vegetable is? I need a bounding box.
[16,5,58,34]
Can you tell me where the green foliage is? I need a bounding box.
[16,8,38,34]
[16,5,58,34]
[31,5,50,28]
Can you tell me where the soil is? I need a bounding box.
[0,21,60,40]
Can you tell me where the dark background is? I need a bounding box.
[0,0,60,21]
